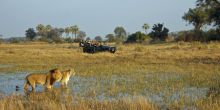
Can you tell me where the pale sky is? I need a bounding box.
[0,0,195,38]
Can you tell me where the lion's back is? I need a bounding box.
[26,73,47,84]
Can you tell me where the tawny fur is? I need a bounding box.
[60,69,76,87]
[24,68,62,91]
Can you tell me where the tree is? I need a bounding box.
[126,31,148,43]
[196,0,220,29]
[64,27,70,38]
[77,31,86,41]
[58,28,64,37]
[105,34,115,42]
[94,36,102,42]
[25,28,37,40]
[47,28,62,43]
[45,25,52,33]
[70,25,79,39]
[182,7,207,31]
[53,28,64,38]
[0,34,3,43]
[114,26,127,42]
[86,37,91,41]
[36,24,45,36]
[149,23,169,41]
[142,23,150,34]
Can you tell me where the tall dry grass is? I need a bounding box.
[0,91,157,110]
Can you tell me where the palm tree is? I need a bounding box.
[64,27,70,38]
[142,23,150,35]
[45,25,52,32]
[70,25,79,39]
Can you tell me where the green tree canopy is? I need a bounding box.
[94,36,102,42]
[70,25,79,39]
[126,31,148,43]
[149,23,169,41]
[114,26,127,42]
[182,7,207,31]
[64,27,70,38]
[25,28,37,40]
[105,34,115,42]
[36,24,45,36]
[196,0,220,29]
[77,31,86,41]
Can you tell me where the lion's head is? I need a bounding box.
[64,68,76,76]
[50,68,62,81]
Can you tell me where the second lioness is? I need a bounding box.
[59,69,76,87]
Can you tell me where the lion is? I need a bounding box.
[59,69,76,87]
[24,68,62,91]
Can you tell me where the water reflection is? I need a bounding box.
[0,73,209,108]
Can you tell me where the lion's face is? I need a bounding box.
[62,69,76,78]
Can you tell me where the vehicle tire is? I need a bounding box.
[83,48,86,53]
[92,47,96,53]
[109,47,116,53]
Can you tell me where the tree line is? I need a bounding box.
[26,24,85,43]
[24,23,170,44]
[22,0,219,44]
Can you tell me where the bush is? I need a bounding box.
[8,37,26,43]
[126,31,149,43]
[0,38,4,44]
[175,30,207,42]
[207,29,220,41]
[73,38,83,43]
[64,37,74,43]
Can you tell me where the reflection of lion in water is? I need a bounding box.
[60,69,76,87]
[24,68,62,91]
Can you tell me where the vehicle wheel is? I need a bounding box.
[83,48,86,53]
[92,47,96,53]
[110,47,116,53]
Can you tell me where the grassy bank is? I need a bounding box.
[0,91,157,110]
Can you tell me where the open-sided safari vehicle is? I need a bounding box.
[79,41,116,53]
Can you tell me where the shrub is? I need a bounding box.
[126,31,149,43]
[175,30,207,42]
[207,29,220,41]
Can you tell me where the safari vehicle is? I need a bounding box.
[79,41,116,53]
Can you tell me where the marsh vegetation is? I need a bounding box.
[0,42,220,109]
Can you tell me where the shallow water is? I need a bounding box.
[0,73,209,108]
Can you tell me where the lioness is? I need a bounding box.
[59,69,76,87]
[24,68,62,91]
